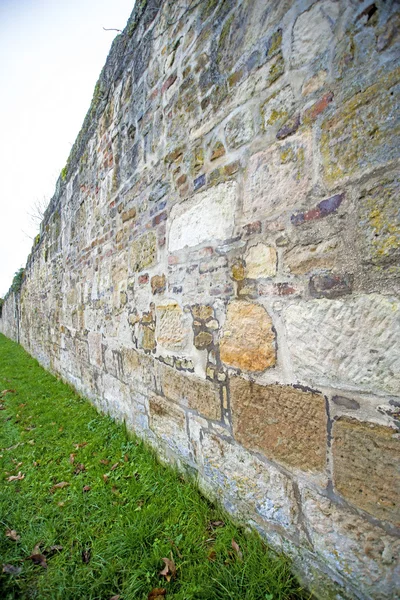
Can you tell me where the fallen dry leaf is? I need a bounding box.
[124,454,129,462]
[69,453,76,464]
[74,442,87,449]
[109,596,121,600]
[83,485,91,493]
[82,548,91,563]
[207,549,216,562]
[50,481,69,493]
[0,404,6,410]
[148,589,166,600]
[74,463,85,474]
[110,462,119,471]
[7,471,24,482]
[48,545,63,554]
[2,563,22,575]
[5,529,20,542]
[103,474,108,483]
[26,553,47,568]
[207,520,225,530]
[159,552,176,582]
[231,539,243,561]
[100,459,109,465]
[1,389,16,396]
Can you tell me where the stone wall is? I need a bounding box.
[1,1,399,597]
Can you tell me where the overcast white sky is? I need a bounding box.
[0,0,134,296]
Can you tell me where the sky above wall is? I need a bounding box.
[0,0,134,296]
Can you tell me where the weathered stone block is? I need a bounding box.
[283,295,400,395]
[333,418,400,524]
[130,231,157,272]
[230,377,327,471]
[87,331,103,368]
[292,1,339,68]
[320,69,400,187]
[224,109,254,149]
[156,302,189,350]
[245,243,277,279]
[309,272,353,299]
[150,274,166,295]
[161,366,220,420]
[261,86,295,132]
[220,301,276,372]
[192,427,299,535]
[168,181,237,252]
[243,133,313,221]
[284,238,339,274]
[301,487,400,599]
[149,394,190,458]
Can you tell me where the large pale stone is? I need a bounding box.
[333,418,400,525]
[230,377,327,472]
[168,181,237,252]
[192,426,299,535]
[87,331,103,368]
[292,1,339,68]
[220,301,276,371]
[245,243,277,278]
[156,302,189,350]
[283,295,400,395]
[161,365,220,420]
[320,69,400,187]
[149,394,190,459]
[301,487,400,600]
[130,231,157,272]
[243,133,312,221]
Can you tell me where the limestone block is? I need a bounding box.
[261,86,295,132]
[243,133,312,221]
[195,428,299,535]
[301,487,400,599]
[292,1,340,68]
[224,109,254,149]
[149,394,190,459]
[284,238,339,274]
[168,181,237,252]
[333,418,400,524]
[87,331,103,368]
[220,301,276,371]
[320,69,400,187]
[161,365,220,420]
[155,302,190,351]
[129,231,157,272]
[230,377,327,472]
[245,243,277,278]
[283,295,400,395]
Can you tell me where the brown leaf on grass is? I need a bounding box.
[109,596,121,600]
[103,474,108,483]
[0,404,6,410]
[74,442,87,449]
[5,529,20,542]
[148,589,166,599]
[111,486,119,495]
[82,549,91,563]
[50,481,69,493]
[83,485,91,493]
[74,463,85,474]
[231,539,243,561]
[69,453,76,464]
[48,545,63,554]
[1,389,16,396]
[207,550,217,562]
[124,454,129,462]
[26,553,47,568]
[110,462,119,471]
[159,552,176,582]
[100,458,109,465]
[207,520,225,530]
[2,563,22,575]
[7,471,24,482]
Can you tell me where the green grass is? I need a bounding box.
[0,333,305,600]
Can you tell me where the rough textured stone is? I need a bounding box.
[168,182,237,252]
[192,427,299,535]
[150,274,166,295]
[230,377,327,472]
[156,303,189,350]
[161,366,220,421]
[224,109,254,149]
[292,1,340,68]
[130,231,157,272]
[220,301,276,372]
[245,243,277,279]
[333,418,400,524]
[284,295,400,395]
[301,487,400,599]
[261,86,295,132]
[243,133,312,221]
[149,394,190,458]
